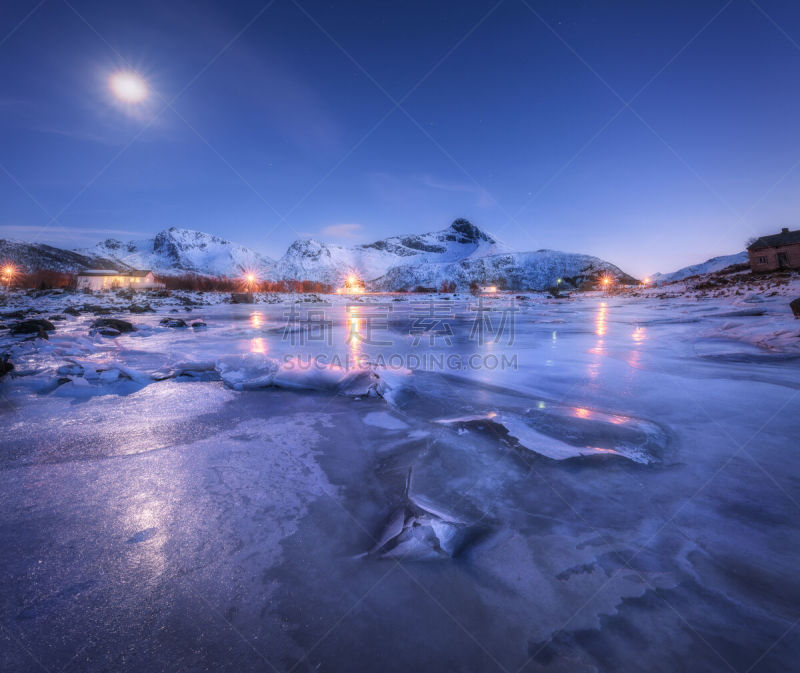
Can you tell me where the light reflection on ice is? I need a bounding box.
[250,337,266,354]
[595,301,608,336]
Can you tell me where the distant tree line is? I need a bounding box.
[1,271,336,293]
[5,270,76,290]
[158,275,334,293]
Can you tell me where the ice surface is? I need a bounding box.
[1,288,799,672]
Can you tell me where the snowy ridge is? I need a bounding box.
[651,251,748,284]
[274,219,633,290]
[370,249,634,291]
[272,219,514,286]
[7,219,635,289]
[80,227,274,277]
[0,239,130,273]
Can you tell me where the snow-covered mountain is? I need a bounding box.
[273,219,513,285]
[0,239,130,273]
[80,227,274,277]
[651,251,748,284]
[370,249,634,291]
[275,219,633,290]
[3,219,636,290]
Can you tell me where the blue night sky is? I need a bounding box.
[2,0,800,276]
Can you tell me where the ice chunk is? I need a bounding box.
[362,411,409,430]
[214,354,388,396]
[435,407,666,464]
[366,468,487,561]
[216,353,280,390]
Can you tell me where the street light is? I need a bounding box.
[2,264,15,291]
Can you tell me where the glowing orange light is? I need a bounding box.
[574,407,592,419]
[1,264,15,289]
[602,276,611,286]
[243,272,258,292]
[642,276,650,285]
[341,273,365,294]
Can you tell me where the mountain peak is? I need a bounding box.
[448,218,494,244]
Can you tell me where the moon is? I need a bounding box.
[110,72,148,103]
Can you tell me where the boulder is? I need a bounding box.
[83,304,112,315]
[791,297,800,319]
[91,318,136,333]
[49,315,66,321]
[128,304,154,314]
[191,321,207,328]
[11,318,55,335]
[160,317,188,328]
[25,328,49,340]
[94,327,121,337]
[64,307,81,316]
[0,355,13,378]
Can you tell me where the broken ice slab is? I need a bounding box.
[435,405,668,464]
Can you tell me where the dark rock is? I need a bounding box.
[0,355,13,378]
[11,318,55,335]
[24,327,49,341]
[49,315,66,321]
[128,304,154,314]
[1,311,25,320]
[64,307,81,316]
[160,317,188,328]
[94,327,121,337]
[83,304,112,315]
[791,297,800,319]
[191,321,207,328]
[90,318,136,333]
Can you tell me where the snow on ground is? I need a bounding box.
[1,277,799,672]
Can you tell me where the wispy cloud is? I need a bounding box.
[0,225,142,243]
[420,174,496,208]
[319,223,364,240]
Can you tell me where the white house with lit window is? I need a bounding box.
[76,269,164,291]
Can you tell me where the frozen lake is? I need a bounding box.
[1,294,799,672]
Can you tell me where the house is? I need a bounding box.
[76,269,164,291]
[747,228,800,272]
